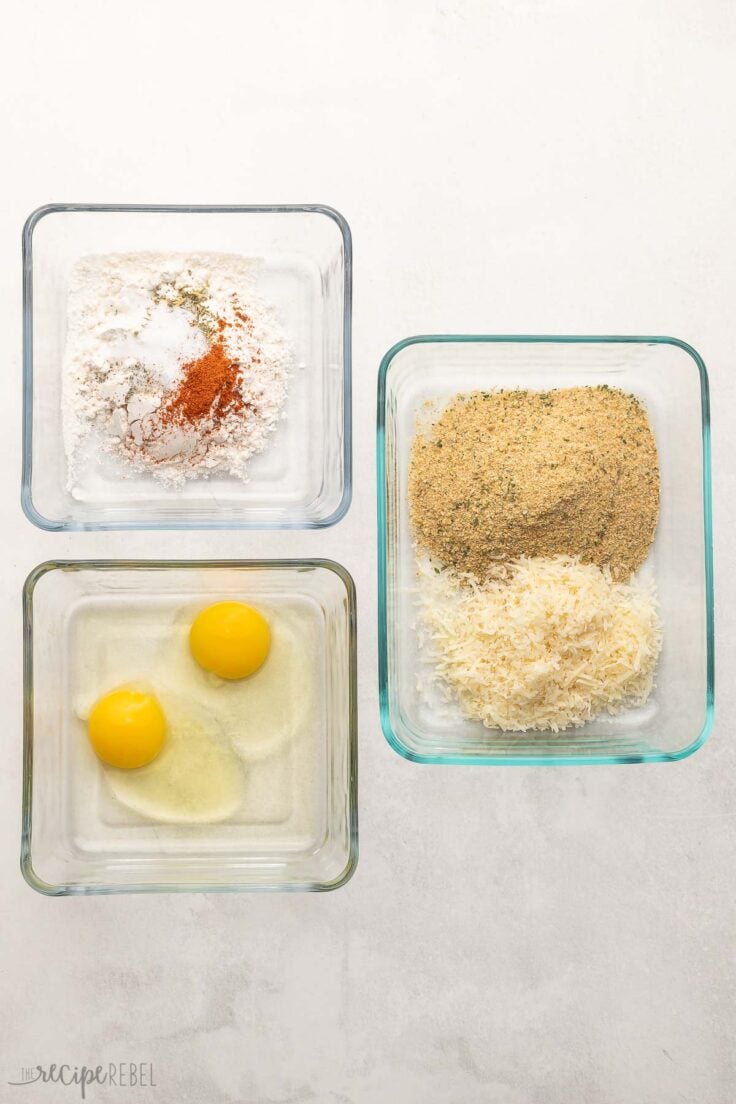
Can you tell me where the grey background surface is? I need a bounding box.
[1,2,734,1102]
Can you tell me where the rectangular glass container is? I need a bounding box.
[377,336,714,765]
[22,204,351,530]
[23,560,357,894]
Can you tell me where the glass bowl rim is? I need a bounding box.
[21,202,353,532]
[22,557,358,895]
[376,333,715,766]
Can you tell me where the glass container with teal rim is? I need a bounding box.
[377,335,713,765]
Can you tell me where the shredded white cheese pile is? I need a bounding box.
[417,555,662,732]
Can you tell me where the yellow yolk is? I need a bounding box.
[88,688,166,769]
[189,601,271,680]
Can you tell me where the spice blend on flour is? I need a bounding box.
[409,386,660,580]
[162,331,244,427]
[62,253,291,487]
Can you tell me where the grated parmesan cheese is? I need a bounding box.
[416,555,662,732]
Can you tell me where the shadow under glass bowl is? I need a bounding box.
[377,334,714,766]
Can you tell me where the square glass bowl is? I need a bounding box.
[22,204,351,530]
[23,560,357,894]
[377,336,714,765]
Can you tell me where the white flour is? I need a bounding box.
[62,253,291,488]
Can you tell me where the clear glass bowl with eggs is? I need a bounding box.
[22,559,357,894]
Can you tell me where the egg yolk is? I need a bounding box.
[189,601,271,680]
[88,689,166,769]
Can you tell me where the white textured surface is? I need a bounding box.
[1,2,735,1102]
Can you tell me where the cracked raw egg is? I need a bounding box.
[189,601,271,680]
[88,688,166,769]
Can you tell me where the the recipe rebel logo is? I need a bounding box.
[8,1063,156,1098]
